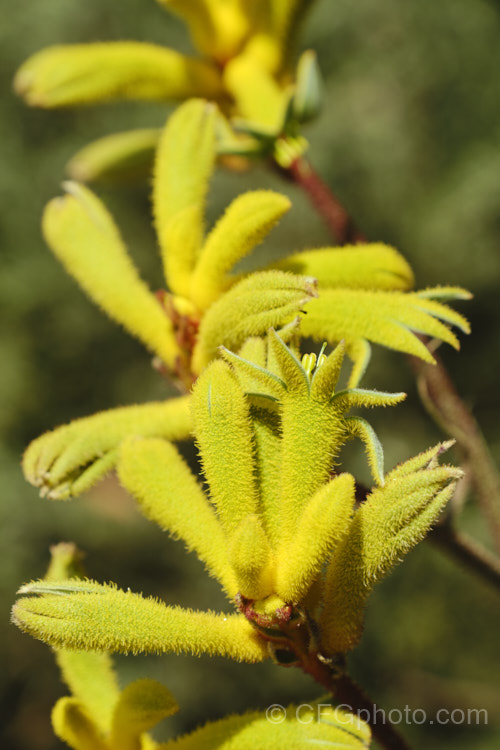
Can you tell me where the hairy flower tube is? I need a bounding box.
[13,336,462,678]
[14,0,322,180]
[22,99,469,502]
[44,544,370,750]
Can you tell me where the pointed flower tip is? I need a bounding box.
[16,579,99,597]
[66,159,92,183]
[451,287,473,300]
[45,182,87,219]
[16,581,39,596]
[304,276,319,297]
[45,195,68,215]
[13,65,50,107]
[47,484,72,501]
[447,466,465,482]
[419,285,473,302]
[438,439,456,455]
[61,180,85,199]
[13,68,33,97]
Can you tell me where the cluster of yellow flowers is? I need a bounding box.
[13,2,470,749]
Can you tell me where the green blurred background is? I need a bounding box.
[2,1,500,748]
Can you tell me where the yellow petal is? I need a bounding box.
[273,243,414,291]
[23,395,192,500]
[52,698,107,750]
[220,345,286,401]
[277,393,347,546]
[267,327,309,395]
[301,288,469,363]
[118,437,238,597]
[111,679,178,750]
[14,43,223,107]
[320,458,462,654]
[42,182,180,368]
[192,361,259,533]
[229,515,274,599]
[153,100,216,296]
[251,408,283,548]
[388,440,456,481]
[159,0,263,63]
[192,271,317,374]
[67,129,160,184]
[224,53,289,131]
[13,580,267,662]
[190,190,291,311]
[276,473,355,604]
[309,341,345,402]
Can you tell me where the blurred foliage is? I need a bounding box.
[1,0,500,748]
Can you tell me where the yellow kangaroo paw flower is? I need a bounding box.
[153,100,216,296]
[52,698,107,750]
[42,182,180,368]
[229,514,274,600]
[22,396,192,500]
[276,473,355,604]
[191,190,291,311]
[118,437,238,597]
[192,361,258,534]
[320,447,462,654]
[67,129,160,184]
[272,243,415,291]
[301,288,469,363]
[14,43,223,107]
[110,679,178,750]
[192,271,317,374]
[13,580,267,662]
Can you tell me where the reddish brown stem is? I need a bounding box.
[299,655,413,750]
[335,673,413,750]
[290,632,412,750]
[287,156,364,244]
[252,611,412,749]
